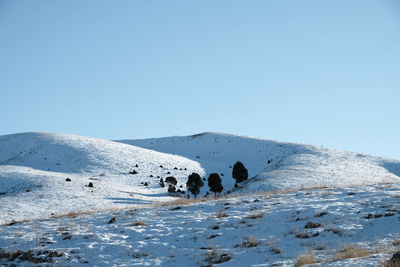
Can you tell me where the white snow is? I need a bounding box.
[119,132,400,193]
[1,184,400,266]
[1,131,400,266]
[0,132,204,224]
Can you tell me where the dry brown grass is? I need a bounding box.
[204,249,232,264]
[57,227,68,232]
[50,207,122,219]
[294,250,317,267]
[245,212,264,219]
[332,246,372,261]
[240,236,261,247]
[130,220,147,227]
[157,197,204,207]
[216,210,228,218]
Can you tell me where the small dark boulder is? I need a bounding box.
[108,217,116,224]
[174,167,178,170]
[149,175,153,177]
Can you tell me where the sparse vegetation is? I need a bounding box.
[332,246,372,261]
[216,210,228,218]
[245,212,264,219]
[204,249,232,264]
[240,236,261,247]
[131,220,147,227]
[294,250,317,267]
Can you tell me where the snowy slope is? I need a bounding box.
[119,132,400,194]
[1,132,400,266]
[0,132,204,224]
[2,184,400,266]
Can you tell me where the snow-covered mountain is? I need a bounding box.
[0,132,204,224]
[119,132,400,193]
[1,131,399,225]
[1,131,400,266]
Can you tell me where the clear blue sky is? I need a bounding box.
[1,0,399,159]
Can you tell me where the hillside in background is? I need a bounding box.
[1,132,400,266]
[0,132,204,224]
[119,132,400,193]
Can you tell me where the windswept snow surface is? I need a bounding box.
[119,132,400,194]
[0,132,204,224]
[1,184,400,266]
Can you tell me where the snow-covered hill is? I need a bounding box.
[1,131,399,225]
[0,132,204,224]
[119,132,400,193]
[1,131,400,266]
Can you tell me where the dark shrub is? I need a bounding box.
[186,172,204,198]
[168,185,176,193]
[208,173,223,197]
[166,176,177,193]
[232,161,248,183]
[159,178,165,188]
[165,176,177,185]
